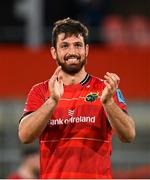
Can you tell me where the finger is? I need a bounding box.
[104,80,112,91]
[58,78,64,94]
[105,72,119,87]
[49,74,57,88]
[106,72,120,82]
[112,73,120,85]
[104,74,115,88]
[58,76,63,87]
[49,66,62,86]
[53,66,62,77]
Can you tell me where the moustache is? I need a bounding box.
[64,55,81,61]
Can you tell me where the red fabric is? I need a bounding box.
[24,76,127,179]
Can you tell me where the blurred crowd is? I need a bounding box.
[1,0,150,45]
[101,15,150,47]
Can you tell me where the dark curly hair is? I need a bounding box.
[51,17,89,48]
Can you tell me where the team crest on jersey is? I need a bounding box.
[85,92,99,102]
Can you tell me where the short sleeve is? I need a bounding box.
[23,83,46,115]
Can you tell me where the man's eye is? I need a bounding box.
[61,44,68,48]
[75,43,82,48]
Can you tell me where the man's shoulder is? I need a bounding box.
[32,79,49,89]
[90,75,104,85]
[29,79,49,95]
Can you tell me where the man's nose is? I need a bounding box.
[68,45,76,54]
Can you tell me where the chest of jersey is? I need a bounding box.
[51,84,103,126]
[42,82,111,142]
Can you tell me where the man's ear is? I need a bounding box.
[51,47,56,60]
[85,44,89,57]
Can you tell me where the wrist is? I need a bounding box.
[46,97,59,106]
[102,98,114,106]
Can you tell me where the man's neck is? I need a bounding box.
[60,67,87,85]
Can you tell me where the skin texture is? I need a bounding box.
[19,33,135,144]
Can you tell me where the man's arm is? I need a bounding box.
[102,99,135,142]
[19,66,63,143]
[19,98,58,143]
[101,72,136,142]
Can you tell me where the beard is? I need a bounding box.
[56,54,87,75]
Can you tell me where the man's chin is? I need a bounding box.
[58,59,86,74]
[61,66,82,75]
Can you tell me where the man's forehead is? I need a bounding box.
[57,33,84,42]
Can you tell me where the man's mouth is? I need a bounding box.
[66,58,79,65]
[65,56,80,64]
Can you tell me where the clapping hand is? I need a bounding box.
[101,72,120,104]
[49,66,64,103]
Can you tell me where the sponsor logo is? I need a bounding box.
[68,109,74,116]
[48,116,96,126]
[85,92,99,102]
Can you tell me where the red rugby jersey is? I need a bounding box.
[23,75,127,179]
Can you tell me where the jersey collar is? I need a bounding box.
[80,74,91,85]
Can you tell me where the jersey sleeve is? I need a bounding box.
[23,83,46,116]
[113,88,128,112]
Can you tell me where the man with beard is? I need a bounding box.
[18,18,136,179]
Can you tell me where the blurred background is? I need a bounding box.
[0,0,150,178]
